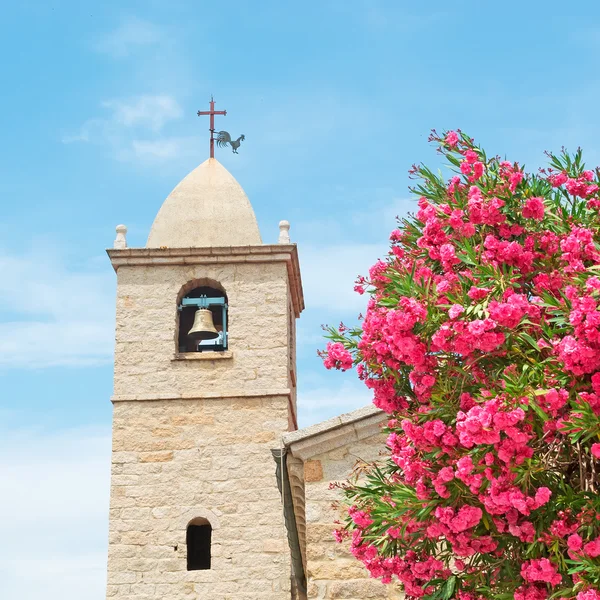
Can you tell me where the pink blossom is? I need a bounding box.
[509,171,524,191]
[449,304,465,319]
[548,171,568,187]
[521,558,562,586]
[445,131,459,146]
[468,286,491,300]
[522,197,545,220]
[577,590,600,600]
[323,342,353,371]
[348,506,373,528]
[568,533,583,551]
[465,150,479,164]
[515,585,549,600]
[534,487,552,506]
[584,538,600,557]
[471,161,485,181]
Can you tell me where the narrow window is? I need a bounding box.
[187,518,212,570]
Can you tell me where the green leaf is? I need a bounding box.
[442,576,456,600]
[519,332,540,352]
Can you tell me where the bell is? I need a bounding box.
[188,308,219,341]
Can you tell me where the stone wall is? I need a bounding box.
[303,434,403,600]
[106,396,292,599]
[112,260,291,400]
[106,252,300,599]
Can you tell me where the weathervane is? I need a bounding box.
[197,96,245,157]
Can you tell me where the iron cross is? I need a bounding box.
[197,96,227,158]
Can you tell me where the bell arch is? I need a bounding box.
[176,279,228,353]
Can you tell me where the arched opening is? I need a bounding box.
[187,517,212,571]
[177,284,228,353]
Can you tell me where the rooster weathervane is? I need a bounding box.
[197,96,245,157]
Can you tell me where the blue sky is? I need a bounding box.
[2,1,600,598]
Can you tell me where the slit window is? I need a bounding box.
[187,518,212,571]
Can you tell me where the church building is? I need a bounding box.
[105,153,399,599]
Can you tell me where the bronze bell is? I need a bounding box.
[188,308,219,341]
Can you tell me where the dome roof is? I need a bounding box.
[146,158,262,248]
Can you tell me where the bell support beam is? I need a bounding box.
[179,297,227,309]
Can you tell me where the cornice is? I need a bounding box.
[111,388,292,403]
[283,405,387,461]
[107,244,305,317]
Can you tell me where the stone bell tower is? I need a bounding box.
[105,158,304,599]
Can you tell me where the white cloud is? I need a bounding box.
[62,94,190,164]
[0,425,111,600]
[0,248,114,368]
[93,17,163,58]
[102,95,183,132]
[130,136,196,161]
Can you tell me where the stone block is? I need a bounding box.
[304,460,323,482]
[328,579,389,598]
[262,539,287,553]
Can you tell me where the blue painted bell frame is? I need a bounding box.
[179,296,228,351]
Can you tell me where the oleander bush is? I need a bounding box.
[322,130,600,600]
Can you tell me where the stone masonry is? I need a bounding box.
[106,245,303,600]
[105,157,404,600]
[107,396,291,599]
[284,407,403,600]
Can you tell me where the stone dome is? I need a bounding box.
[146,158,262,248]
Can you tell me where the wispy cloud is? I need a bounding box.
[0,425,111,600]
[92,17,163,58]
[131,136,197,161]
[102,95,183,131]
[62,94,193,164]
[0,247,114,368]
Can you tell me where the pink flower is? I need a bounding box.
[468,286,491,300]
[577,590,600,600]
[522,197,545,220]
[521,558,561,586]
[465,150,479,164]
[471,161,485,181]
[449,304,465,319]
[348,506,373,528]
[509,171,524,192]
[534,487,551,506]
[445,131,459,146]
[323,342,353,371]
[548,171,568,187]
[568,533,583,551]
[584,538,600,558]
[592,443,600,458]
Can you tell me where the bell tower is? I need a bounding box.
[105,158,303,599]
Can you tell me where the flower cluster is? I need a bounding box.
[322,131,600,600]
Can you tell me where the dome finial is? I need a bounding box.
[114,224,128,249]
[278,220,291,244]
